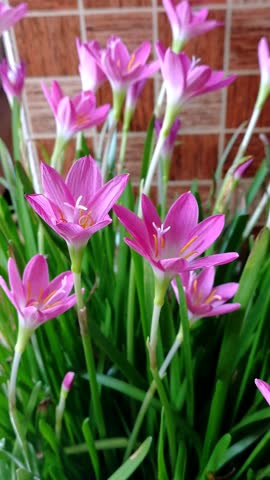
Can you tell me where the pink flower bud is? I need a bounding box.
[62,372,75,392]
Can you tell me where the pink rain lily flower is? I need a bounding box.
[114,192,238,281]
[0,1,27,36]
[232,156,253,180]
[76,38,107,92]
[162,0,222,52]
[0,254,76,330]
[26,156,129,249]
[156,43,236,128]
[0,58,25,105]
[42,80,110,140]
[255,379,270,406]
[172,267,240,322]
[88,36,159,93]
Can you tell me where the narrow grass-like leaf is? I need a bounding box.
[176,277,194,426]
[107,436,152,480]
[234,431,270,479]
[82,418,100,480]
[246,159,268,207]
[199,433,231,480]
[157,409,169,480]
[140,116,155,180]
[173,441,187,480]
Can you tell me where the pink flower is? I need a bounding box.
[255,379,270,406]
[172,267,240,321]
[232,157,253,180]
[0,255,76,330]
[156,43,236,119]
[88,36,159,94]
[162,0,222,51]
[0,59,25,104]
[114,192,238,280]
[76,38,106,92]
[125,79,147,113]
[42,81,110,140]
[62,371,75,392]
[258,37,270,88]
[0,2,27,36]
[26,156,129,249]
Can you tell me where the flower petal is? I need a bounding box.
[90,173,129,220]
[255,378,270,406]
[22,255,49,300]
[164,192,198,251]
[65,156,103,206]
[8,258,24,306]
[189,252,239,269]
[41,162,74,206]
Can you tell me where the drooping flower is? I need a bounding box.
[162,0,222,52]
[232,156,253,180]
[114,192,238,281]
[0,1,27,36]
[156,43,236,133]
[87,36,159,119]
[76,38,106,92]
[172,267,240,321]
[0,254,76,331]
[255,379,270,406]
[0,58,25,105]
[26,156,129,249]
[42,80,110,140]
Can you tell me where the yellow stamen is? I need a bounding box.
[79,211,94,229]
[43,301,61,310]
[161,236,165,249]
[42,289,58,305]
[58,208,67,223]
[205,290,222,304]
[153,234,159,257]
[183,250,197,260]
[76,112,89,127]
[127,53,135,71]
[26,281,32,303]
[193,279,198,294]
[179,235,198,255]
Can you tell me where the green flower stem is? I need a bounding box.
[143,130,167,198]
[158,154,170,218]
[55,389,69,440]
[148,276,169,369]
[9,325,34,470]
[72,270,106,439]
[151,366,176,469]
[154,83,166,119]
[117,107,133,174]
[50,136,68,172]
[11,98,21,163]
[101,116,117,180]
[125,332,182,460]
[65,437,129,455]
[243,181,270,238]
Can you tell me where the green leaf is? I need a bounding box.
[82,418,100,480]
[16,468,38,480]
[107,437,152,480]
[234,431,270,479]
[39,419,59,454]
[199,433,231,480]
[176,277,194,426]
[246,159,269,207]
[173,441,187,480]
[157,409,169,480]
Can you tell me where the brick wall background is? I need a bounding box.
[7,0,270,201]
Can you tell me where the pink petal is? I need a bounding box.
[65,156,103,206]
[25,194,59,228]
[214,282,239,301]
[186,214,225,256]
[114,204,149,248]
[141,194,161,244]
[22,255,49,300]
[0,276,16,307]
[37,294,77,324]
[195,267,215,300]
[42,271,74,303]
[205,303,240,317]
[8,258,24,306]
[176,1,192,25]
[133,42,151,66]
[164,192,198,249]
[258,37,270,76]
[57,96,75,136]
[62,371,75,391]
[55,218,112,247]
[162,0,179,28]
[163,49,186,102]
[255,379,270,406]
[189,252,239,269]
[90,174,129,220]
[41,162,74,206]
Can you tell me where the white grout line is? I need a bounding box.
[218,0,232,159]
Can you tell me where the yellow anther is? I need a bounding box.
[43,301,61,310]
[193,278,198,294]
[127,53,135,71]
[42,289,58,305]
[179,235,198,255]
[58,208,67,223]
[153,234,159,257]
[161,236,165,249]
[205,289,222,304]
[79,211,94,229]
[183,250,197,260]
